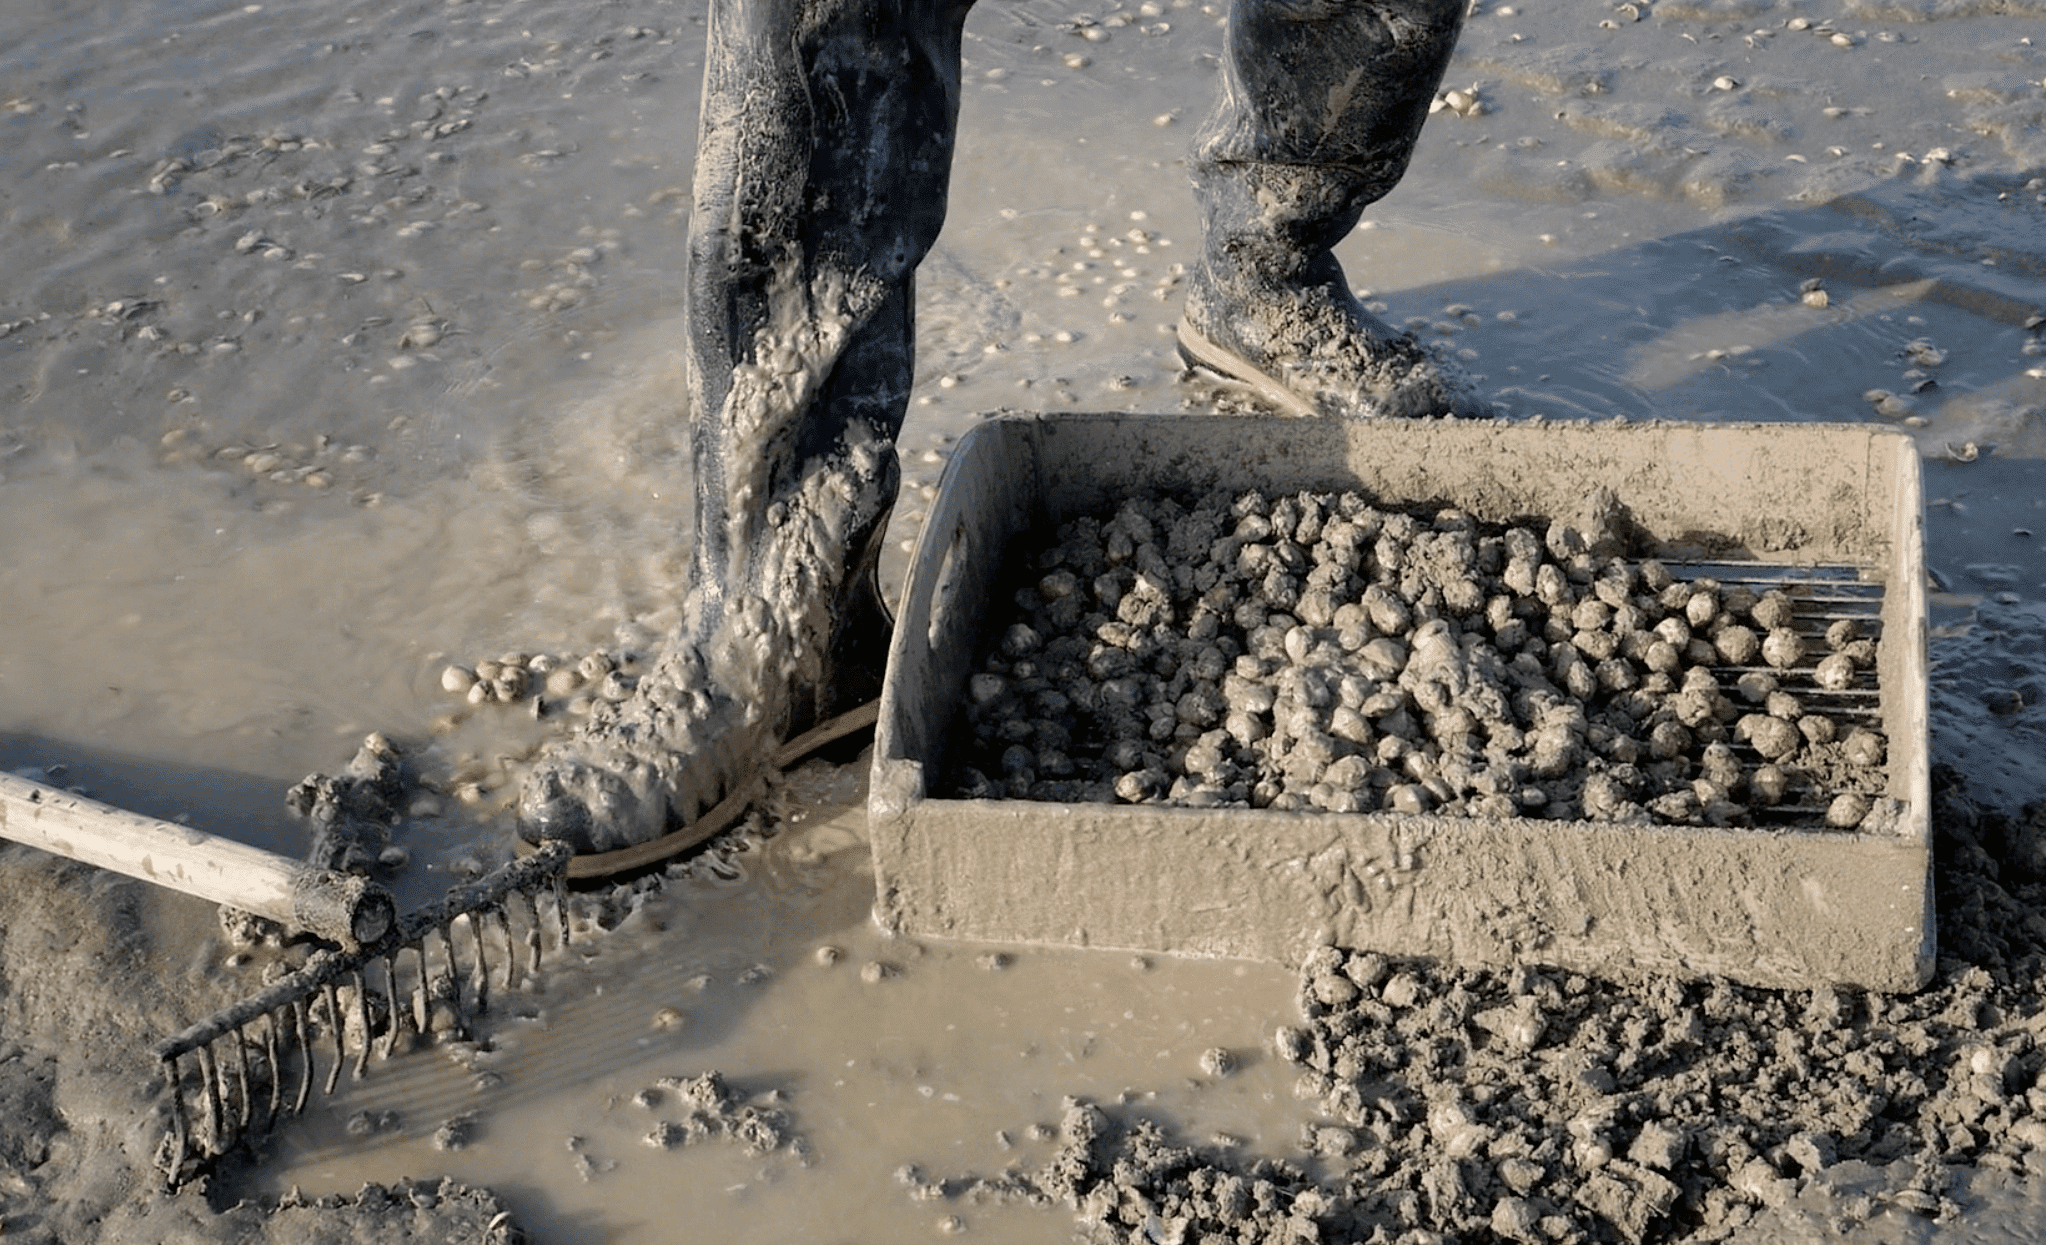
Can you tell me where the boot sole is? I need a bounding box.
[515,699,881,880]
[1175,318,1323,419]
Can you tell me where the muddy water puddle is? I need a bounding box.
[244,759,1302,1243]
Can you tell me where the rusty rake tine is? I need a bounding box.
[195,1042,223,1157]
[554,873,570,951]
[350,969,373,1081]
[290,997,313,1117]
[322,981,345,1096]
[262,1014,283,1131]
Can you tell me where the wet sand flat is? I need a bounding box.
[5,0,2046,1241]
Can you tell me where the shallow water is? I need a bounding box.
[7,0,2046,1240]
[253,762,1305,1243]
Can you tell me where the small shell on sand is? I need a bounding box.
[493,666,531,700]
[441,664,477,694]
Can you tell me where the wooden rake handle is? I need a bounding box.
[0,771,394,947]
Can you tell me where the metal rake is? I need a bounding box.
[152,840,574,1188]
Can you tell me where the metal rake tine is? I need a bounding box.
[350,969,373,1081]
[231,1025,254,1137]
[410,940,432,1043]
[322,981,345,1096]
[469,912,490,1016]
[417,925,440,1036]
[262,1014,283,1131]
[488,907,512,995]
[495,908,517,995]
[442,919,465,1022]
[378,951,402,1061]
[161,1055,190,1182]
[195,1042,223,1157]
[554,873,570,951]
[519,889,542,985]
[290,997,313,1117]
[499,906,516,990]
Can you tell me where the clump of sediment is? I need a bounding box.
[631,1070,806,1161]
[947,488,1893,829]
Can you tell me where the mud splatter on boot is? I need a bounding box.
[516,260,898,855]
[1179,161,1481,419]
[1179,0,1475,417]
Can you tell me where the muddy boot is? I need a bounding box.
[1180,161,1479,418]
[1178,0,1479,419]
[515,431,900,855]
[515,0,968,857]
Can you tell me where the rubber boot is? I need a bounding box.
[1178,0,1480,418]
[1178,161,1479,418]
[515,0,969,855]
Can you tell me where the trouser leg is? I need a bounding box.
[519,0,974,851]
[686,0,973,722]
[1195,0,1466,194]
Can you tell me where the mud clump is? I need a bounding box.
[915,773,2046,1244]
[947,489,1892,830]
[633,1070,805,1161]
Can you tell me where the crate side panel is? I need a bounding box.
[1026,417,1892,564]
[874,419,1043,811]
[886,803,1931,990]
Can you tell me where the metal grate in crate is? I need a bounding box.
[1666,561,1885,826]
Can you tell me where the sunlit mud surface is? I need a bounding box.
[6,0,2046,1241]
[249,762,1299,1243]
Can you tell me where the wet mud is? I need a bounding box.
[4,0,2046,1241]
[908,780,2046,1244]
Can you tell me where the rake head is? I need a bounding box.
[153,841,573,1190]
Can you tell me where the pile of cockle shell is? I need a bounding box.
[438,649,638,717]
[947,489,1894,829]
